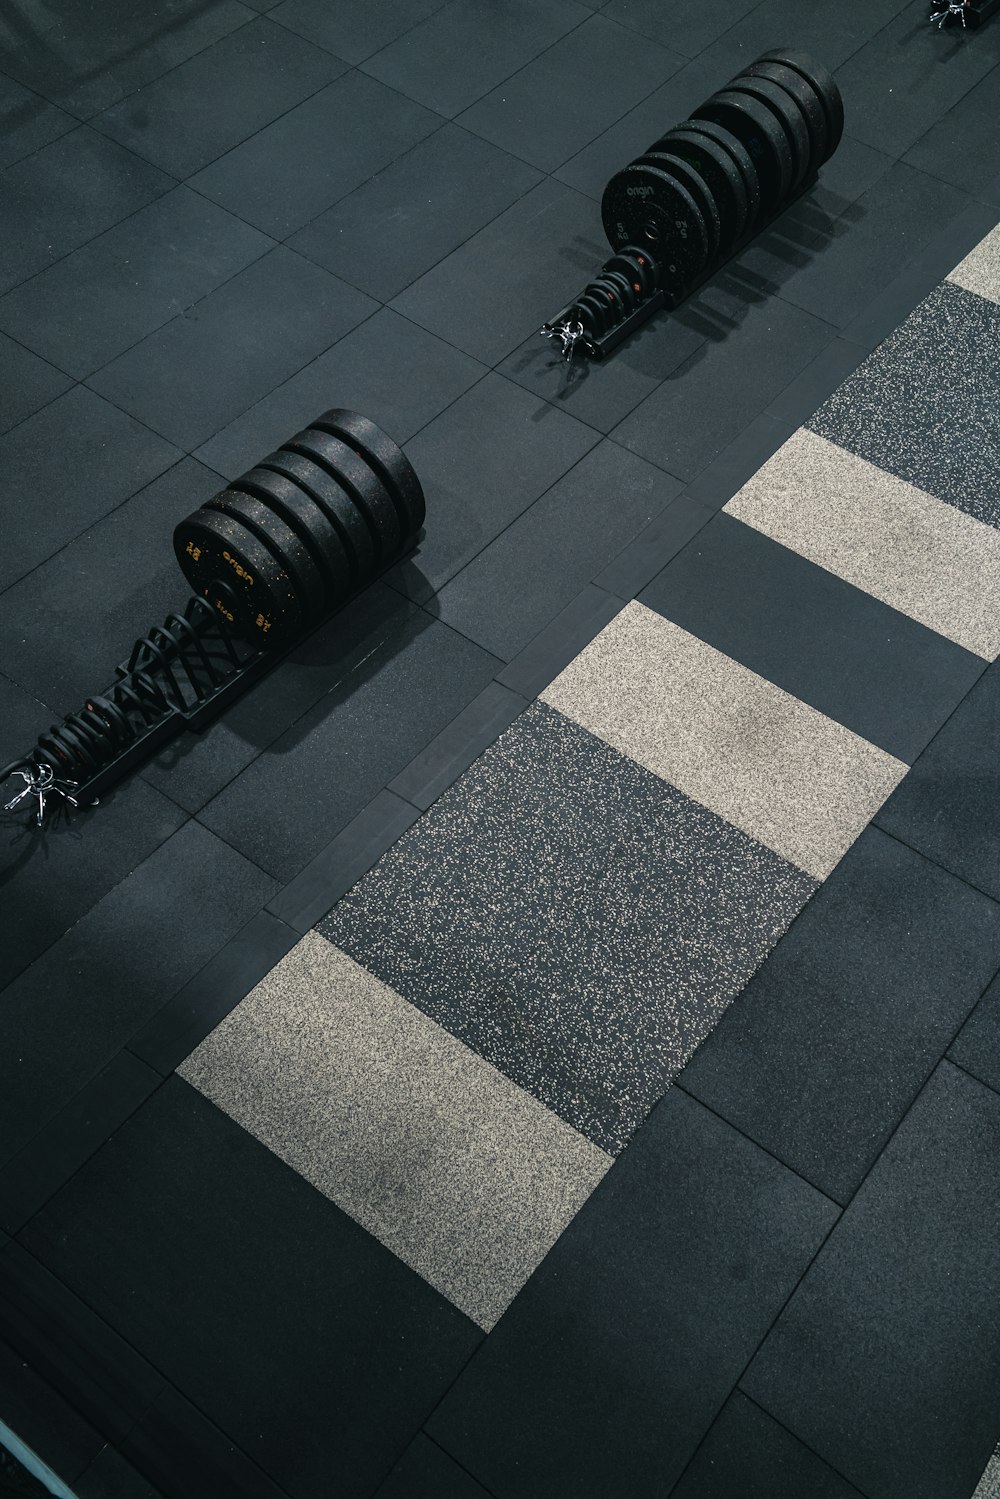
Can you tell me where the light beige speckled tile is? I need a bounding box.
[948,221,1000,307]
[974,1446,1000,1499]
[541,601,906,881]
[725,427,1000,659]
[179,931,610,1330]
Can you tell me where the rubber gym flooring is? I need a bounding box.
[1,3,999,1497]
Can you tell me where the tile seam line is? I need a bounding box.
[597,0,773,62]
[735,1387,872,1499]
[0,1241,299,1499]
[943,1053,1000,1106]
[450,13,694,177]
[263,0,456,70]
[0,4,268,126]
[0,60,89,129]
[672,1081,842,1206]
[0,120,186,302]
[0,1068,170,1237]
[419,1430,503,1499]
[871,822,1000,911]
[662,1180,844,1497]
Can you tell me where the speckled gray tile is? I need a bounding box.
[975,1445,1000,1499]
[542,603,906,881]
[725,428,1000,660]
[321,701,815,1156]
[180,930,610,1329]
[948,221,1000,309]
[808,282,1000,530]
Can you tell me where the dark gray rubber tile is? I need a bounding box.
[0,0,254,119]
[876,659,1000,902]
[611,292,831,482]
[434,440,682,659]
[87,247,376,449]
[0,331,72,434]
[0,127,174,295]
[197,613,498,880]
[553,54,727,200]
[0,386,181,591]
[903,66,1000,201]
[0,823,274,1165]
[268,0,443,65]
[391,178,608,367]
[288,124,541,301]
[0,458,222,710]
[74,1447,165,1499]
[0,72,74,169]
[0,188,272,379]
[392,372,598,600]
[601,0,762,59]
[671,1392,865,1499]
[456,14,683,174]
[594,493,714,600]
[639,513,985,763]
[92,17,344,178]
[188,72,440,238]
[321,701,816,1155]
[141,584,417,815]
[115,1386,289,1499]
[360,0,587,118]
[809,282,1000,530]
[0,1335,105,1486]
[20,1077,482,1499]
[428,1087,838,1496]
[836,7,1000,160]
[743,1061,1000,1499]
[694,0,913,76]
[681,827,1000,1204]
[194,307,484,478]
[375,1435,492,1498]
[753,161,972,330]
[950,971,1000,1098]
[498,308,706,436]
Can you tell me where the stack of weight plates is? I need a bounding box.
[601,48,843,290]
[173,409,425,649]
[559,244,661,346]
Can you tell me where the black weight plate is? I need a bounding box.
[599,269,638,311]
[285,427,402,563]
[602,165,710,286]
[590,277,629,320]
[229,465,354,605]
[741,59,829,173]
[652,127,748,251]
[605,247,658,296]
[670,117,761,228]
[206,486,326,623]
[755,48,843,157]
[727,73,811,188]
[693,89,792,215]
[308,409,425,540]
[575,292,613,338]
[174,504,300,646]
[634,152,721,261]
[261,448,374,583]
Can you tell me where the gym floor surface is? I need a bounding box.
[1,3,999,1496]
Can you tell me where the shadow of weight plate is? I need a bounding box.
[669,118,761,229]
[741,58,829,173]
[726,73,812,189]
[284,427,402,563]
[649,128,749,251]
[173,502,301,646]
[692,89,792,215]
[633,151,722,259]
[261,448,376,583]
[232,465,354,603]
[205,485,327,622]
[602,164,709,284]
[309,409,425,540]
[755,49,843,156]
